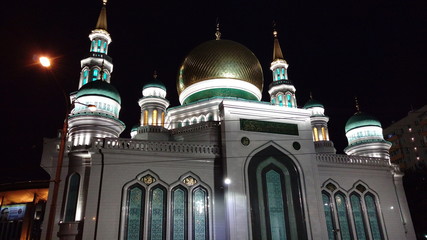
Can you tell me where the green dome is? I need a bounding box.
[77,80,121,104]
[303,99,324,109]
[143,78,166,91]
[345,112,382,133]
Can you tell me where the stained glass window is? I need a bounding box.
[172,187,187,240]
[149,186,166,240]
[365,195,383,240]
[126,186,144,240]
[64,173,80,222]
[322,193,335,240]
[265,170,287,240]
[83,70,88,85]
[93,69,98,81]
[350,194,367,240]
[193,187,208,240]
[278,95,283,107]
[287,94,292,107]
[334,193,352,239]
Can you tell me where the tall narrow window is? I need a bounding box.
[152,109,158,126]
[322,192,335,240]
[276,69,281,80]
[83,70,89,85]
[103,42,107,53]
[335,193,352,239]
[313,128,319,141]
[149,186,166,240]
[143,110,148,126]
[287,94,292,107]
[171,187,187,240]
[103,72,107,80]
[365,195,383,240]
[278,95,283,107]
[64,173,80,222]
[97,40,101,52]
[126,185,144,240]
[321,127,327,141]
[249,146,307,240]
[193,187,208,240]
[282,68,286,79]
[91,40,95,52]
[350,194,367,240]
[161,112,165,127]
[93,69,99,81]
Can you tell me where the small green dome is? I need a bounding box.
[303,99,324,109]
[345,112,382,133]
[143,78,166,91]
[131,124,139,132]
[77,80,121,104]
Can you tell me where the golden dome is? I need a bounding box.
[177,39,264,104]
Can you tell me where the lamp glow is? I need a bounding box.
[39,57,51,68]
[224,178,231,185]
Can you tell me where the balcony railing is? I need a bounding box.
[316,153,391,168]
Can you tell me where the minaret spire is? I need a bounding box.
[272,22,284,61]
[268,22,296,108]
[215,18,221,40]
[355,96,361,113]
[95,0,108,30]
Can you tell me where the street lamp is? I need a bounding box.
[40,56,96,240]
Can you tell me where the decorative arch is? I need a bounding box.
[246,144,307,240]
[64,172,80,222]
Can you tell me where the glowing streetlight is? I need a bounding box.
[39,56,51,68]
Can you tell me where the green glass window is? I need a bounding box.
[103,72,107,80]
[248,146,307,240]
[322,192,335,240]
[64,173,80,222]
[282,68,286,79]
[126,185,144,240]
[97,40,101,52]
[266,169,287,239]
[91,40,95,52]
[272,98,276,105]
[103,42,107,53]
[83,70,89,85]
[287,94,292,107]
[149,186,166,240]
[172,187,187,240]
[335,193,352,239]
[350,194,367,240]
[276,69,280,80]
[278,95,283,107]
[365,195,383,240]
[93,69,98,81]
[193,187,208,240]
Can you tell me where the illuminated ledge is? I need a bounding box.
[316,154,391,169]
[90,137,220,156]
[171,121,220,135]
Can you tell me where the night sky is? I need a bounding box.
[2,0,426,183]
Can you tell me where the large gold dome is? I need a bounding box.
[177,39,264,104]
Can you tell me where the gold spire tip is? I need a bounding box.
[102,0,107,5]
[215,19,221,40]
[153,70,158,79]
[355,97,360,112]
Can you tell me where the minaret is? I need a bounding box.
[268,26,297,108]
[344,98,391,159]
[68,0,125,147]
[303,93,336,153]
[77,0,113,88]
[132,72,170,140]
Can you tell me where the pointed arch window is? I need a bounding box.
[248,146,307,240]
[192,187,209,240]
[64,173,80,222]
[126,185,145,240]
[322,192,336,240]
[149,186,167,240]
[92,69,99,81]
[83,69,89,85]
[321,182,385,240]
[286,94,292,107]
[278,95,283,107]
[171,186,187,240]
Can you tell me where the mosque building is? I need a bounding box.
[40,1,416,239]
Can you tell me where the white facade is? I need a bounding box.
[40,2,415,240]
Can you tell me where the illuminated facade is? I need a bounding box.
[40,2,416,240]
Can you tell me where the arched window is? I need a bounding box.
[64,173,80,222]
[334,192,352,239]
[143,110,148,126]
[322,192,336,240]
[92,69,99,81]
[82,69,89,85]
[171,186,187,240]
[248,146,307,240]
[192,118,198,125]
[149,185,167,240]
[350,194,367,240]
[287,94,292,107]
[126,185,145,240]
[278,95,283,107]
[192,187,209,240]
[365,194,383,240]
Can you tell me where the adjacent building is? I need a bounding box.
[40,2,416,239]
[384,105,427,170]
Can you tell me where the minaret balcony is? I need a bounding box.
[269,79,293,88]
[88,52,112,62]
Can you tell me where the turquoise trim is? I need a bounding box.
[344,139,391,151]
[183,88,258,104]
[76,80,121,104]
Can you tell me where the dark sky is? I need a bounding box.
[1,0,426,183]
